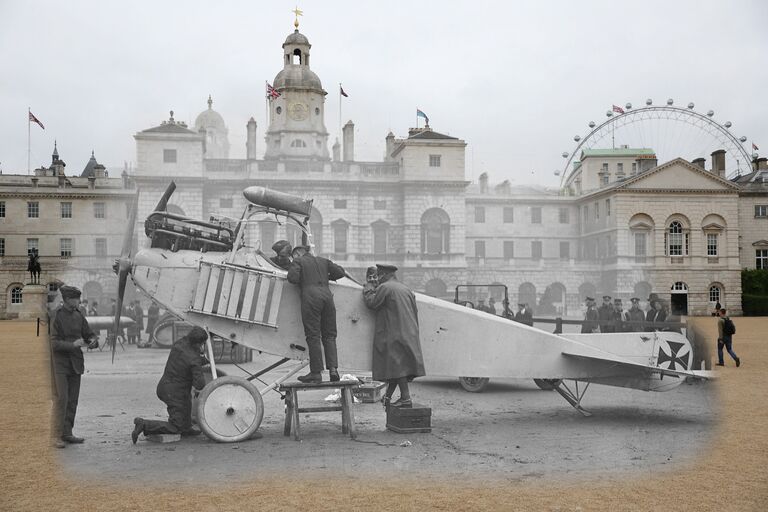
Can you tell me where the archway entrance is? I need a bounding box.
[670,281,688,316]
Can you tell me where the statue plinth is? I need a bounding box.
[18,284,49,321]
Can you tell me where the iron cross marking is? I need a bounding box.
[657,341,689,371]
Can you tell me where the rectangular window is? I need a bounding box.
[0,201,5,218]
[0,238,4,257]
[594,202,600,219]
[163,149,177,163]
[93,202,106,218]
[583,205,588,224]
[474,206,485,223]
[756,249,768,269]
[616,163,624,174]
[531,207,542,224]
[631,162,637,174]
[94,238,107,257]
[634,232,647,257]
[374,200,387,210]
[601,163,608,173]
[474,240,485,258]
[27,238,39,256]
[503,241,514,259]
[503,207,514,223]
[60,238,73,258]
[373,225,387,255]
[707,233,718,256]
[429,155,441,167]
[61,202,72,219]
[219,197,233,208]
[334,199,347,209]
[605,199,611,217]
[558,207,569,224]
[27,201,39,218]
[559,241,570,259]
[531,241,542,260]
[601,174,609,186]
[755,205,768,218]
[334,225,348,253]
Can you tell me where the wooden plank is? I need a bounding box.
[239,272,258,319]
[203,266,222,313]
[192,264,211,311]
[252,275,271,323]
[266,278,283,326]
[296,406,344,413]
[216,268,235,314]
[283,390,293,437]
[226,270,245,318]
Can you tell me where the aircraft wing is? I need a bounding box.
[561,349,705,380]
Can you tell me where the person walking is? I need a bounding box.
[50,285,99,448]
[287,245,346,383]
[132,326,209,443]
[581,297,598,333]
[716,308,741,367]
[363,264,425,409]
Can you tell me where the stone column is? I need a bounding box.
[18,284,49,321]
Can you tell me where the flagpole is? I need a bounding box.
[27,107,31,174]
[338,83,342,142]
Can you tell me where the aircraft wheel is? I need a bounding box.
[533,378,562,390]
[458,377,490,393]
[196,376,263,443]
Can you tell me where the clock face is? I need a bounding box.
[288,102,308,121]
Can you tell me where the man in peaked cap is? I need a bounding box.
[363,264,425,408]
[627,297,645,332]
[581,297,598,333]
[645,293,660,331]
[287,245,346,383]
[50,285,98,447]
[613,298,630,332]
[270,240,293,271]
[598,295,614,333]
[515,303,534,326]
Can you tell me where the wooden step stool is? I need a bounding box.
[279,380,359,441]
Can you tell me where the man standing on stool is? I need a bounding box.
[287,245,346,383]
[363,264,425,409]
[50,285,98,448]
[132,326,208,443]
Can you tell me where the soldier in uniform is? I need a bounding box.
[269,240,293,271]
[287,245,346,383]
[581,297,599,333]
[645,294,660,331]
[132,326,208,443]
[598,295,614,333]
[50,285,99,448]
[613,298,630,332]
[627,297,645,332]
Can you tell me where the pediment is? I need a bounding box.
[618,159,739,192]
[702,222,725,231]
[753,240,768,247]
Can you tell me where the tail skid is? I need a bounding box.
[552,380,592,417]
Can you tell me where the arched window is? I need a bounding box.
[671,282,688,292]
[424,279,447,298]
[290,139,307,148]
[10,286,23,305]
[709,285,722,304]
[665,218,690,256]
[420,208,450,255]
[371,220,389,256]
[518,282,537,307]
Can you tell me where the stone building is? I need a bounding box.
[0,145,136,318]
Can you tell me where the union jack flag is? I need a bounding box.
[753,142,759,151]
[612,104,625,114]
[266,82,280,99]
[29,111,45,129]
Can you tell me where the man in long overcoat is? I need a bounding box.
[581,297,599,333]
[50,285,98,447]
[287,245,346,383]
[363,264,425,408]
[132,326,208,443]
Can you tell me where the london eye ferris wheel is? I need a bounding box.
[558,99,757,190]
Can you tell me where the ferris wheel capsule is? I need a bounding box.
[625,102,632,110]
[687,102,695,109]
[646,99,652,105]
[554,170,561,176]
[588,121,595,128]
[562,152,569,158]
[606,111,613,117]
[667,98,674,105]
[753,152,759,158]
[574,135,581,142]
[707,110,714,117]
[724,121,732,128]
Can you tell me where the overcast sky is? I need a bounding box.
[1,0,766,186]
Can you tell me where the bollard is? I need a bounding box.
[37,317,40,337]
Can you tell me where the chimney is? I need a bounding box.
[246,117,258,159]
[332,138,340,162]
[479,172,488,194]
[758,157,768,170]
[88,176,96,189]
[692,157,706,169]
[93,164,106,178]
[711,149,726,178]
[384,131,395,161]
[342,120,354,162]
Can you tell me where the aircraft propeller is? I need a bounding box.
[153,181,176,212]
[111,191,140,363]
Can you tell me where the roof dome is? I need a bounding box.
[194,95,226,132]
[283,30,309,47]
[274,66,323,90]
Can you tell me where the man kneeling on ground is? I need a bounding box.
[132,326,208,443]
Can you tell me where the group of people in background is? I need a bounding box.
[582,293,675,333]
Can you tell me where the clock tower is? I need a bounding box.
[264,24,330,161]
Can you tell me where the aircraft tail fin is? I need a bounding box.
[561,350,703,380]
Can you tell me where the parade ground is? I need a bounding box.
[1,317,766,511]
